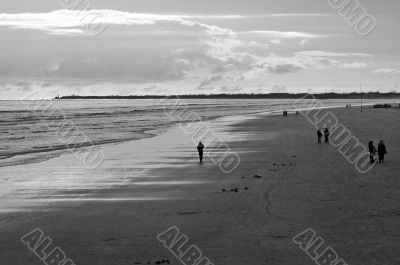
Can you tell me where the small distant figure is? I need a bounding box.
[296,111,299,116]
[377,140,387,163]
[346,104,348,108]
[317,129,322,144]
[368,141,377,163]
[197,141,204,163]
[324,128,330,143]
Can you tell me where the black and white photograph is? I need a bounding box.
[0,0,399,264]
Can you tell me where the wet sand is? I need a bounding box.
[1,106,400,265]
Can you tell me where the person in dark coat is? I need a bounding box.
[317,129,323,144]
[324,128,330,143]
[197,142,204,163]
[377,140,387,163]
[368,141,377,163]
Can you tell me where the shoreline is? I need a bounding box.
[0,102,390,213]
[0,98,390,169]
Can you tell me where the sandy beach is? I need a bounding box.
[1,106,400,265]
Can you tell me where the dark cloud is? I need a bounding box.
[267,64,304,74]
[196,75,223,90]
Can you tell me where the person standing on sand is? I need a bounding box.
[324,128,330,143]
[378,140,387,163]
[368,141,377,163]
[197,141,204,163]
[317,129,323,144]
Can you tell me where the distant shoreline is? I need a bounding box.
[55,92,400,100]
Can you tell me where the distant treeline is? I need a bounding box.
[56,92,400,100]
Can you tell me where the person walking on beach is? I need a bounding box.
[377,140,387,163]
[317,129,323,144]
[368,141,377,163]
[197,141,204,163]
[324,128,330,143]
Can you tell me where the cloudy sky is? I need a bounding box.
[0,0,399,99]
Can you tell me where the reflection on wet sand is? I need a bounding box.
[0,114,249,212]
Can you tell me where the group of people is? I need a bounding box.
[197,131,388,165]
[368,140,388,163]
[317,129,388,164]
[317,128,330,144]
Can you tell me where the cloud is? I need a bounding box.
[0,81,47,96]
[47,62,61,72]
[296,51,372,58]
[196,75,223,90]
[0,9,248,83]
[249,51,369,75]
[142,84,163,93]
[299,39,310,46]
[270,39,282,45]
[266,13,335,17]
[342,62,368,69]
[0,82,13,92]
[0,10,238,36]
[234,41,269,56]
[373,67,400,75]
[241,31,327,39]
[0,9,383,97]
[271,85,288,93]
[266,64,305,74]
[221,85,242,92]
[195,75,246,92]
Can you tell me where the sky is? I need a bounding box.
[0,0,399,99]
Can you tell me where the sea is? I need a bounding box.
[0,98,388,212]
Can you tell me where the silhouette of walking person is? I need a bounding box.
[324,128,330,143]
[368,141,377,163]
[377,140,387,163]
[317,129,322,144]
[197,141,204,163]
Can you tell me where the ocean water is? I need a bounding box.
[0,99,297,167]
[0,98,389,168]
[0,98,386,212]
